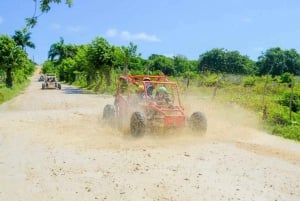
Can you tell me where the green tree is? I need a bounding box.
[73,45,89,71]
[284,49,300,75]
[148,54,174,75]
[256,47,300,76]
[87,37,115,86]
[225,51,257,74]
[198,48,227,73]
[42,60,56,74]
[0,35,28,87]
[257,47,287,76]
[172,54,198,75]
[26,0,73,28]
[118,42,143,74]
[73,45,90,85]
[173,54,190,75]
[12,29,35,50]
[48,37,77,63]
[198,48,257,74]
[57,58,77,83]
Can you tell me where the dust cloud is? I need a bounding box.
[0,70,300,201]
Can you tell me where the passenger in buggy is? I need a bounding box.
[155,86,171,105]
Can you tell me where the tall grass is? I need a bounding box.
[0,80,30,105]
[185,73,300,141]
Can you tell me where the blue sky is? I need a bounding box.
[1,0,300,64]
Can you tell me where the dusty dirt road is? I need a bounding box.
[0,70,300,201]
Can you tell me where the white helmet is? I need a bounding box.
[158,86,167,92]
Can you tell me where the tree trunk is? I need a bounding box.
[6,67,13,88]
[104,66,111,87]
[289,76,294,121]
[186,75,190,89]
[86,72,93,86]
[261,75,270,120]
[212,74,223,100]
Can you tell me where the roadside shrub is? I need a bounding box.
[42,61,56,74]
[272,125,300,141]
[278,92,300,112]
[224,74,242,85]
[72,72,87,87]
[264,103,291,126]
[0,92,3,103]
[182,71,197,79]
[243,76,256,87]
[197,73,221,87]
[280,72,292,84]
[270,112,290,125]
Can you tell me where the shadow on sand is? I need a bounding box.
[62,86,94,95]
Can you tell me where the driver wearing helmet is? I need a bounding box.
[155,86,170,105]
[143,77,154,97]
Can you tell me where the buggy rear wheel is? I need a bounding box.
[42,83,45,89]
[130,112,146,137]
[103,104,115,125]
[189,112,207,134]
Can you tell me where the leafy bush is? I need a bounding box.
[223,74,242,85]
[243,76,256,87]
[42,61,56,74]
[270,112,290,125]
[272,125,300,141]
[197,72,221,87]
[0,80,30,104]
[0,92,4,103]
[182,71,198,79]
[278,91,300,112]
[280,72,292,84]
[190,73,300,142]
[72,71,87,87]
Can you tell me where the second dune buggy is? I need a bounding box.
[41,74,61,90]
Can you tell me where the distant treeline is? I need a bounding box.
[41,36,300,90]
[1,33,300,89]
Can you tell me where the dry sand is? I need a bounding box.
[0,69,300,201]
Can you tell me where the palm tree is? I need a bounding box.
[12,30,35,50]
[48,37,77,63]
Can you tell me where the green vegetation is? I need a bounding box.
[193,73,300,141]
[0,78,31,105]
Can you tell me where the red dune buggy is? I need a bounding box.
[103,75,207,137]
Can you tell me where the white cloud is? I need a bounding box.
[0,16,4,24]
[106,29,117,37]
[106,29,160,42]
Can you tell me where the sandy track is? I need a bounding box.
[0,70,300,201]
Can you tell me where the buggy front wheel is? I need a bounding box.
[103,104,115,126]
[189,111,207,134]
[130,112,146,137]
